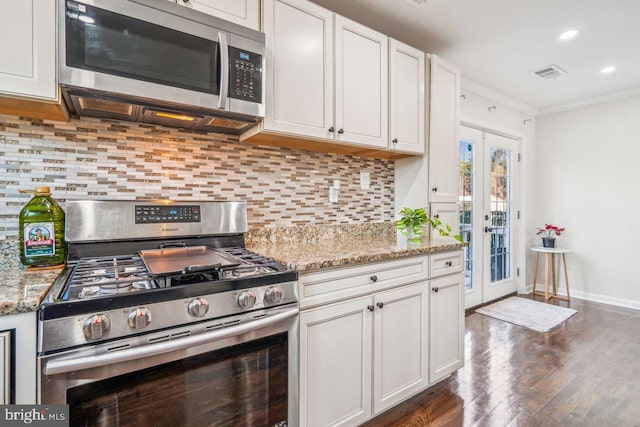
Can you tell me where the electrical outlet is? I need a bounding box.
[329,186,339,203]
[360,172,370,190]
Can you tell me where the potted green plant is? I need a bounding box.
[394,207,464,243]
[536,224,565,248]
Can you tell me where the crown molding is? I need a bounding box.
[537,86,640,116]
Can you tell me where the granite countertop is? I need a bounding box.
[1,238,62,316]
[246,223,465,272]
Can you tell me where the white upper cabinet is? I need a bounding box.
[389,39,425,155]
[335,16,388,149]
[177,0,261,30]
[428,55,460,203]
[263,0,334,139]
[262,0,390,150]
[0,0,57,100]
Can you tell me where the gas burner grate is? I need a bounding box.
[64,255,157,300]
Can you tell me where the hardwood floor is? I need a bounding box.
[362,294,640,427]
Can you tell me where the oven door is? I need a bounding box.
[39,306,298,427]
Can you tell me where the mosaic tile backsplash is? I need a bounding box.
[0,114,394,239]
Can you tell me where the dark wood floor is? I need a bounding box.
[362,294,640,427]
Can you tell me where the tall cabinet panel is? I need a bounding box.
[389,39,425,155]
[335,15,388,148]
[428,55,460,203]
[429,272,465,383]
[0,0,57,100]
[177,0,261,30]
[263,0,334,139]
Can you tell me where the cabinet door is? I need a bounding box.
[300,296,372,427]
[263,0,334,139]
[0,0,56,100]
[428,55,460,203]
[430,202,460,235]
[373,283,428,414]
[389,39,425,154]
[335,15,388,148]
[429,273,465,383]
[179,0,261,30]
[0,331,10,404]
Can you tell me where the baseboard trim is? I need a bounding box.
[528,283,640,311]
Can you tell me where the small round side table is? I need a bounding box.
[531,247,571,301]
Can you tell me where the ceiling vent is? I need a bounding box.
[404,0,429,7]
[531,64,568,80]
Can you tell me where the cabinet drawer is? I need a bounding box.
[299,256,429,309]
[430,250,463,278]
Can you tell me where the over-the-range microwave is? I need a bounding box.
[59,0,265,134]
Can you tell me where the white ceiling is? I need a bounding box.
[310,0,640,114]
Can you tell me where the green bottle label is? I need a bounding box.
[24,222,56,257]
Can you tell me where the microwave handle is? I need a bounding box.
[218,32,229,110]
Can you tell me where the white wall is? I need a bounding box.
[459,83,536,294]
[535,95,640,309]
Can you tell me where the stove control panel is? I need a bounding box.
[188,298,210,318]
[135,205,201,224]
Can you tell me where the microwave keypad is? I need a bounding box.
[229,47,262,103]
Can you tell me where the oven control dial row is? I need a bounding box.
[128,307,152,329]
[82,314,111,340]
[237,291,257,309]
[187,297,210,317]
[264,287,282,304]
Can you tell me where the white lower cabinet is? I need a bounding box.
[300,296,372,427]
[0,330,10,404]
[299,253,465,426]
[429,272,465,384]
[0,312,37,404]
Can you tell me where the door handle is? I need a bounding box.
[217,32,229,110]
[484,226,493,233]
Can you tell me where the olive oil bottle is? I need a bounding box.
[18,187,66,267]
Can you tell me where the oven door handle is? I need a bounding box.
[44,306,299,376]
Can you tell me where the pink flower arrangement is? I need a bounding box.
[536,224,565,238]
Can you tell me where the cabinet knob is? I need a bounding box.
[377,302,384,309]
[434,214,440,219]
[338,128,344,134]
[182,0,190,2]
[432,187,438,192]
[328,126,335,133]
[367,305,375,312]
[484,226,493,233]
[445,261,453,267]
[392,138,398,144]
[432,287,439,293]
[370,275,378,282]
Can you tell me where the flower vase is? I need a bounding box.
[542,237,556,248]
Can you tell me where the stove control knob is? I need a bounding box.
[187,298,210,317]
[237,291,257,309]
[264,287,282,304]
[83,314,110,340]
[128,307,152,330]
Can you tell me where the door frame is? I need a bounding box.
[460,120,526,307]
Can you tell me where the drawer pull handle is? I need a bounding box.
[377,302,384,309]
[370,275,378,282]
[432,287,439,293]
[445,261,453,267]
[367,305,375,312]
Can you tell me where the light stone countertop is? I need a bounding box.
[0,223,465,317]
[1,238,63,316]
[246,223,465,272]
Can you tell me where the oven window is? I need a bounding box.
[67,334,288,427]
[65,3,219,94]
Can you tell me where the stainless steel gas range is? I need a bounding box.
[37,200,298,427]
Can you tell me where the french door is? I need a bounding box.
[460,126,519,308]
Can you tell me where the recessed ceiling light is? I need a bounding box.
[559,29,579,40]
[600,66,616,74]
